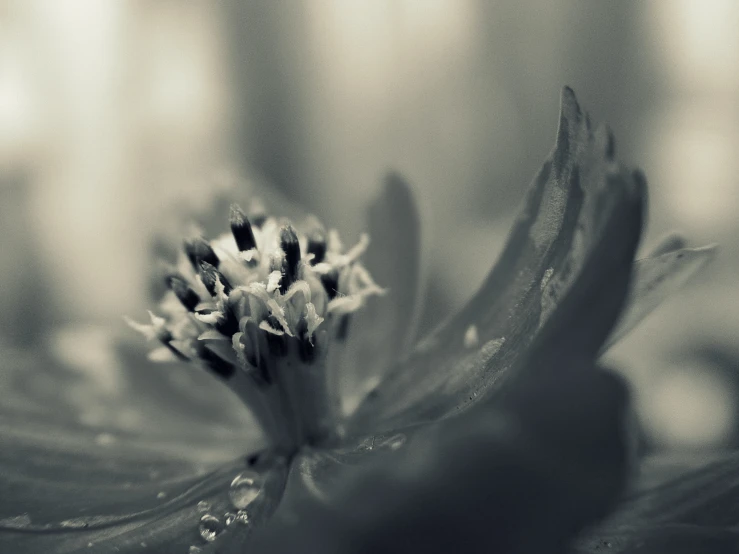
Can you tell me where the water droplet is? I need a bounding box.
[233,510,250,525]
[198,514,224,543]
[228,471,262,509]
[188,547,203,554]
[196,500,211,513]
[87,542,94,548]
[224,511,236,526]
[156,491,167,499]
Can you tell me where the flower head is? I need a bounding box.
[0,88,717,553]
[127,203,383,451]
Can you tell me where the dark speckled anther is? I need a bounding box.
[184,237,220,270]
[167,275,200,312]
[279,225,301,293]
[198,261,233,296]
[230,203,258,252]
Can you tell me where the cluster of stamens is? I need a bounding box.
[127,202,383,450]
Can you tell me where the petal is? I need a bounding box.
[605,243,717,349]
[576,450,739,553]
[0,412,288,553]
[350,87,645,434]
[327,173,423,415]
[254,365,631,553]
[0,345,283,553]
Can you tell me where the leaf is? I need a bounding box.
[605,243,717,349]
[349,87,645,435]
[253,364,631,554]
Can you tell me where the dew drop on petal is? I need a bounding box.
[228,471,262,509]
[188,547,203,554]
[224,511,236,526]
[198,514,224,542]
[157,491,167,499]
[196,500,211,513]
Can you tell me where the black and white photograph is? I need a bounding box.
[0,2,736,553]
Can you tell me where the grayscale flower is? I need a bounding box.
[0,89,715,553]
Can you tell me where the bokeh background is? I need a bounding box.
[1,0,738,451]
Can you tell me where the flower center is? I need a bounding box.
[127,202,383,453]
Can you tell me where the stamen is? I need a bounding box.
[133,200,386,452]
[167,275,200,312]
[320,268,340,299]
[279,225,300,294]
[185,237,220,270]
[199,262,233,296]
[306,226,327,264]
[230,203,258,252]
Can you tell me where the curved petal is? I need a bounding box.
[350,87,645,434]
[327,173,423,415]
[0,412,287,553]
[253,365,630,553]
[605,243,717,349]
[575,450,739,553]
[0,344,283,553]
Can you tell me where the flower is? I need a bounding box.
[0,88,716,553]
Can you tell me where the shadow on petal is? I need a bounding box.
[254,364,631,554]
[350,87,645,434]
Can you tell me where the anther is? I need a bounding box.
[306,227,327,264]
[279,225,301,294]
[199,262,233,297]
[230,204,258,252]
[185,237,219,270]
[320,268,340,299]
[167,275,200,312]
[216,310,240,336]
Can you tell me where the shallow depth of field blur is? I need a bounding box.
[1,1,738,452]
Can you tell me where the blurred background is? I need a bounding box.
[1,0,738,451]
